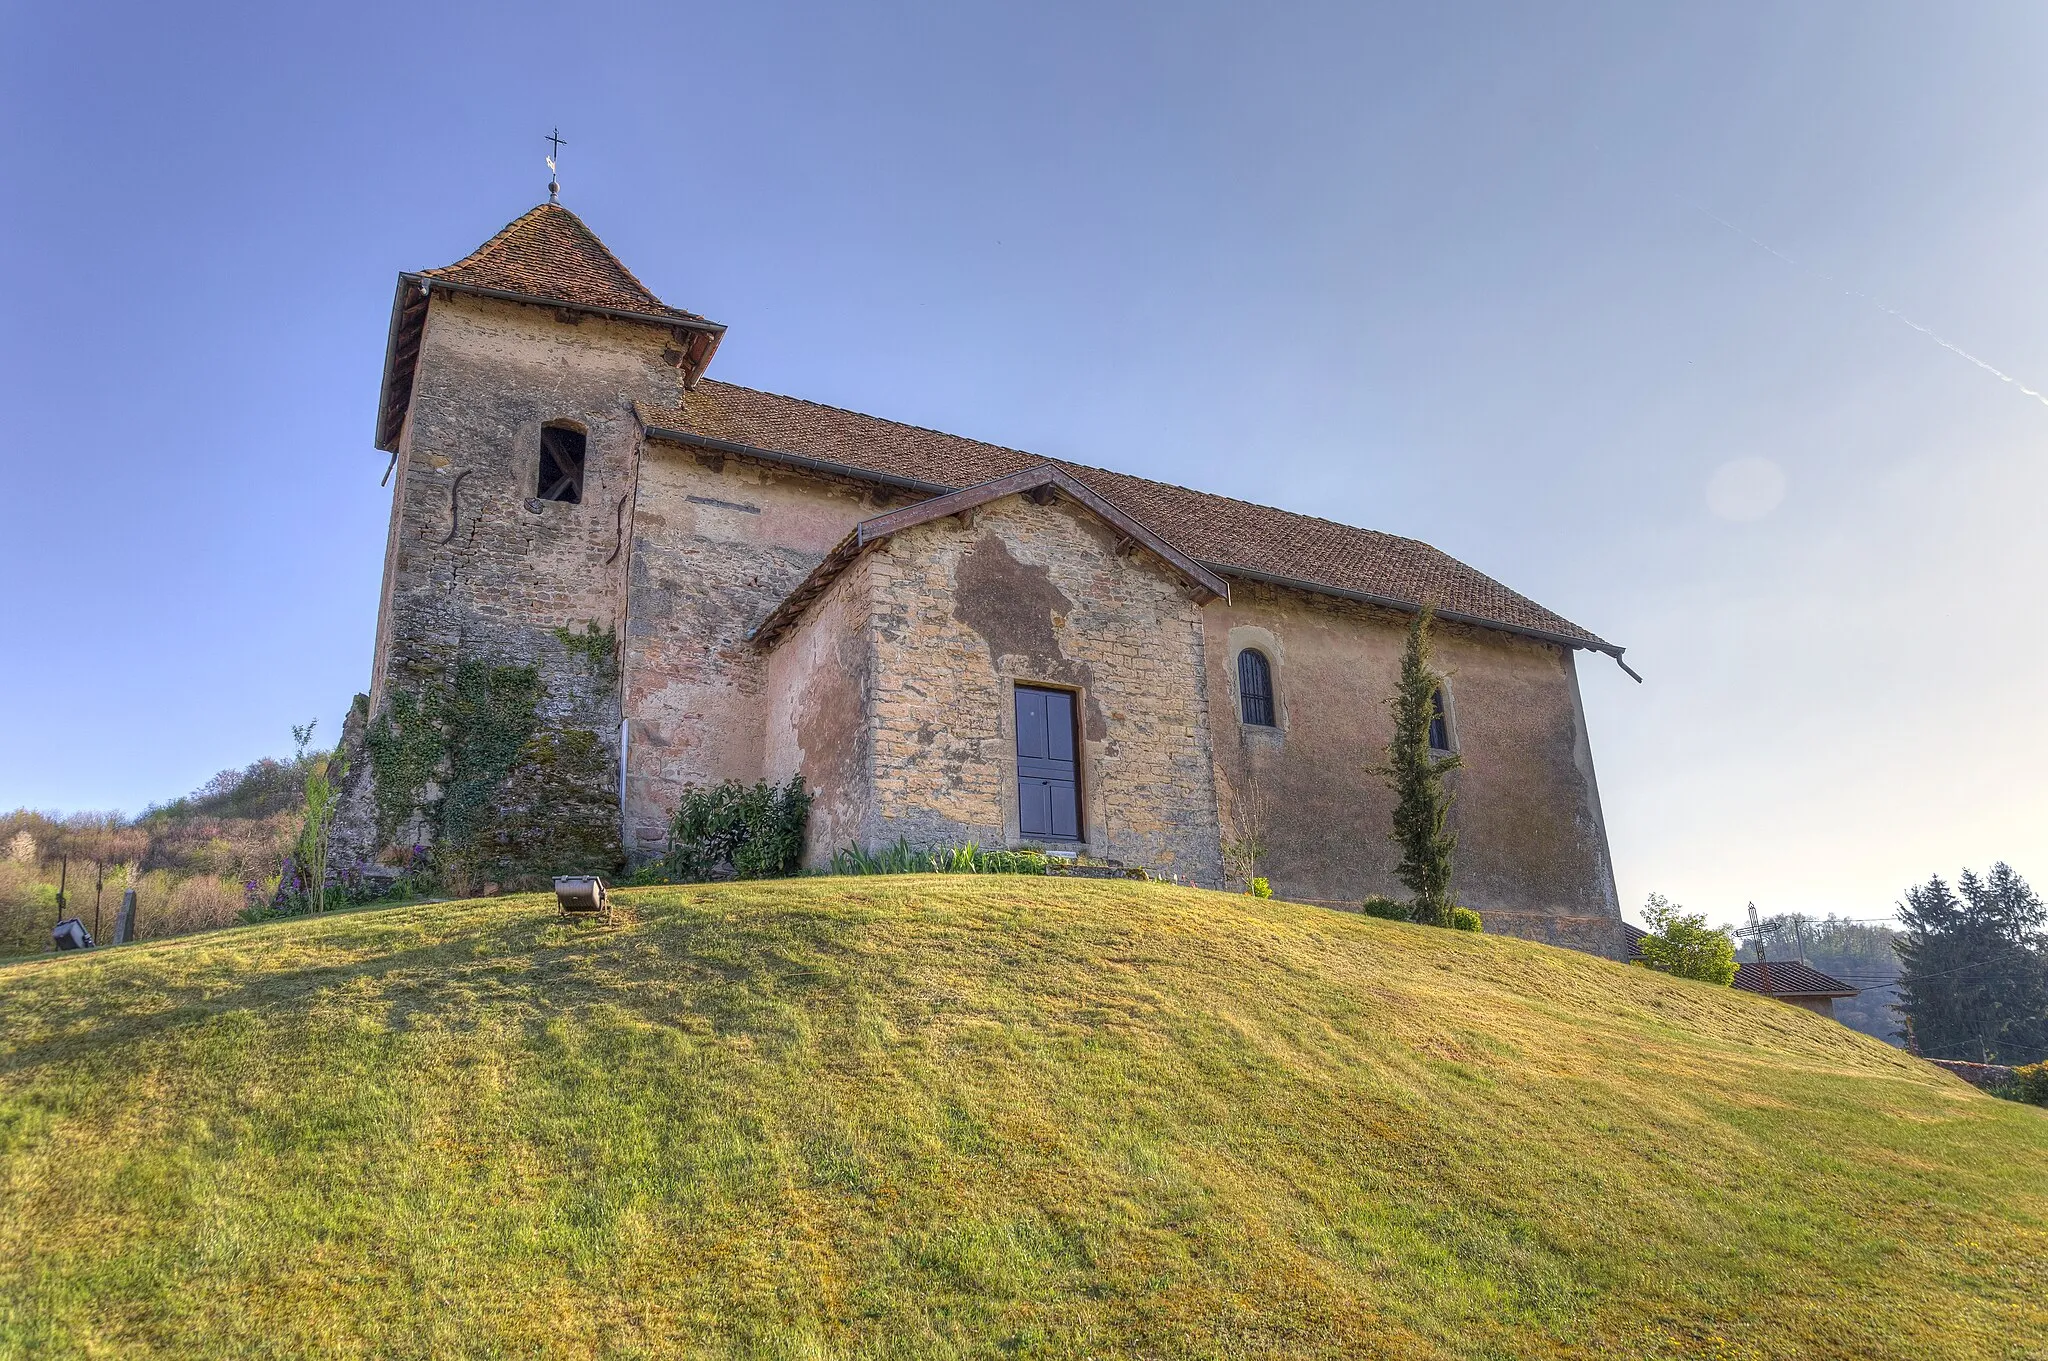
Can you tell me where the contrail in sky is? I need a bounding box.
[1703,211,2048,409]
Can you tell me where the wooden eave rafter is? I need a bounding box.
[749,465,1230,650]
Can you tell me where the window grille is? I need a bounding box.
[1429,686,1452,752]
[1238,649,1275,727]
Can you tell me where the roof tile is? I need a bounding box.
[1622,927,1858,998]
[645,381,1613,651]
[420,203,711,325]
[1733,960,1858,998]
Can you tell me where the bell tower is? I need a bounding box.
[335,199,724,884]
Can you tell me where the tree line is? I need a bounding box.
[1,722,357,954]
[1630,864,2046,1064]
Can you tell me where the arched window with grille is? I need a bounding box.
[1428,685,1454,753]
[1237,649,1275,727]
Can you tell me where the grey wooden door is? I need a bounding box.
[1014,686,1080,841]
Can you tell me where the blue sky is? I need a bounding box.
[4,2,2044,923]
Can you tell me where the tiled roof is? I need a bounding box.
[1733,961,1858,999]
[644,381,1618,654]
[419,203,714,325]
[377,202,726,451]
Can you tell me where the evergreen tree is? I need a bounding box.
[1381,606,1460,927]
[1896,864,2048,1064]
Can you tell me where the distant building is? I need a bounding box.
[1733,961,1859,1020]
[1621,924,1859,1019]
[337,197,1633,954]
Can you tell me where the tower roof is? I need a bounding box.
[420,202,713,324]
[374,203,724,452]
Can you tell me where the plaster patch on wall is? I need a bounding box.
[952,531,1106,737]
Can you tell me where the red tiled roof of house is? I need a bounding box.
[1733,961,1858,999]
[644,381,1618,655]
[418,203,714,325]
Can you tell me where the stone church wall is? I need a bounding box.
[857,495,1225,883]
[618,447,880,858]
[348,293,1616,939]
[368,293,672,716]
[1203,580,1623,956]
[762,552,876,867]
[339,293,680,872]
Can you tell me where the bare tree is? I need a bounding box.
[1221,746,1271,893]
[59,814,148,940]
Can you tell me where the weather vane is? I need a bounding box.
[546,128,566,203]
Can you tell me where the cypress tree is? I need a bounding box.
[1382,606,1460,927]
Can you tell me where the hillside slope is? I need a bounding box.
[0,880,2042,1359]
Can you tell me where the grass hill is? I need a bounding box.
[0,879,2042,1360]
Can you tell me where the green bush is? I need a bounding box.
[1247,877,1273,900]
[1635,893,1737,985]
[2003,1062,2048,1107]
[664,778,811,882]
[1361,895,1411,922]
[830,839,1050,876]
[1452,906,1482,932]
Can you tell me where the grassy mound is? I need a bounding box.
[0,879,2042,1359]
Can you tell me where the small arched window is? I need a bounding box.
[1237,649,1275,727]
[1428,685,1453,753]
[537,424,586,504]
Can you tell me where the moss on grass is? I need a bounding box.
[0,880,2042,1358]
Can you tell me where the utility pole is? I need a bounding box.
[1748,903,1772,996]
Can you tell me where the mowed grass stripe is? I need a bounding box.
[0,878,2040,1359]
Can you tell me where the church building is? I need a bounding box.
[342,196,1632,957]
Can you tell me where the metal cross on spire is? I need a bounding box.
[545,128,567,203]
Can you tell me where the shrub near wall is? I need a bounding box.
[662,779,812,882]
[2005,1062,2048,1107]
[830,840,1052,876]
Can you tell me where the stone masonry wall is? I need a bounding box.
[762,551,876,867]
[858,495,1225,883]
[618,446,887,858]
[339,292,683,862]
[349,288,1621,927]
[1204,580,1624,956]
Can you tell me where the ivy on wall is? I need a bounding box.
[553,621,619,693]
[363,654,620,891]
[363,688,443,849]
[438,661,544,852]
[489,729,623,881]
